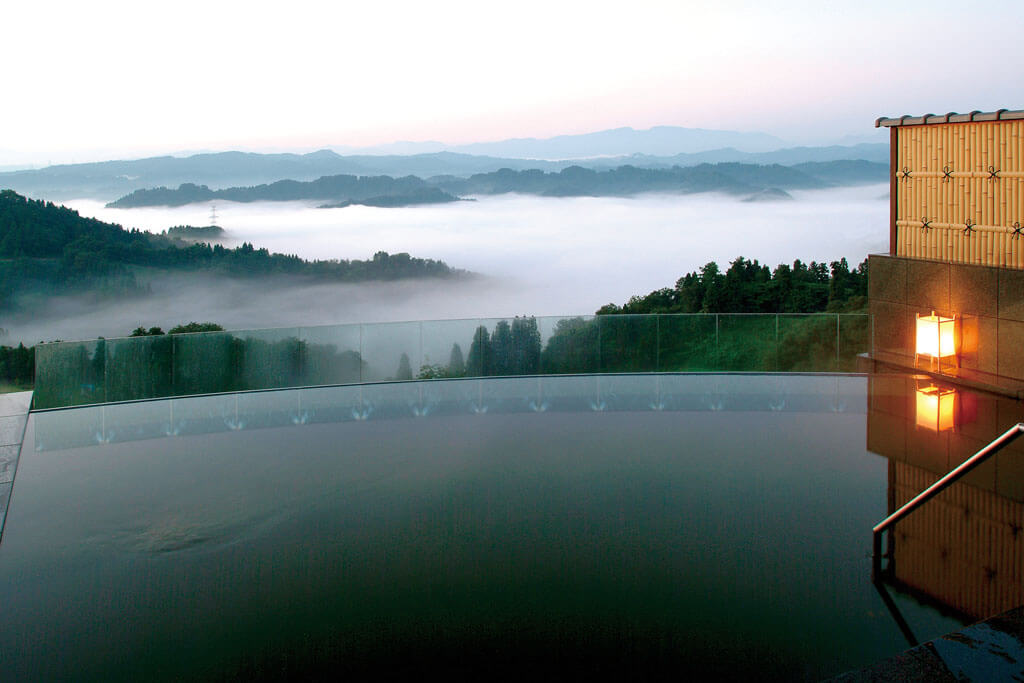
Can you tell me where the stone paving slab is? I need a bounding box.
[0,391,30,541]
[0,485,9,527]
[0,391,32,418]
[831,605,1024,681]
[0,415,27,448]
[0,445,18,485]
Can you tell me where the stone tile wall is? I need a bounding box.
[869,253,1024,384]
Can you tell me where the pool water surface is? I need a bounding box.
[1,374,1013,680]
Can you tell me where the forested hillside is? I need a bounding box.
[0,189,460,312]
[597,256,868,315]
[109,175,461,208]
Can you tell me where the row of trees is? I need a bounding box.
[411,318,543,379]
[399,257,870,382]
[597,256,868,315]
[0,343,33,389]
[399,312,868,384]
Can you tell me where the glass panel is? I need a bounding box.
[599,374,661,411]
[232,328,303,391]
[297,384,364,425]
[538,374,599,412]
[478,375,542,414]
[357,381,422,420]
[539,315,598,375]
[170,393,244,437]
[838,314,871,372]
[30,314,875,409]
[31,404,104,451]
[300,324,363,386]
[462,319,492,377]
[657,315,718,372]
[416,376,480,417]
[505,316,542,376]
[173,331,241,396]
[32,340,106,409]
[464,317,544,377]
[657,374,712,411]
[419,319,479,380]
[716,314,778,372]
[359,322,421,382]
[776,314,835,372]
[102,400,174,443]
[597,315,658,373]
[103,335,174,403]
[234,389,304,431]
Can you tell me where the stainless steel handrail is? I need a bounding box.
[872,422,1024,579]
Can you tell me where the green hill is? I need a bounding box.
[0,189,461,312]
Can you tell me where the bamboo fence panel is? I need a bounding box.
[894,121,1024,267]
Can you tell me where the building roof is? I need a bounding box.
[875,109,1024,128]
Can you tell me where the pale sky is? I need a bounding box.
[2,0,1021,165]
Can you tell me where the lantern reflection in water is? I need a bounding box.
[915,384,957,432]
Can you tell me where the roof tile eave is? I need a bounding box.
[876,109,1024,128]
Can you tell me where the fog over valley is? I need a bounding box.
[3,187,886,345]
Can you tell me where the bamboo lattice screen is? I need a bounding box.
[894,120,1024,267]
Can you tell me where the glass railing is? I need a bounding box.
[32,313,871,409]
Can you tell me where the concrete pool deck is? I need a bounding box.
[0,391,32,539]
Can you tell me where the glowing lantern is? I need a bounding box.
[915,385,957,432]
[916,311,956,367]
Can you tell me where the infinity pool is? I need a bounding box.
[1,373,1016,680]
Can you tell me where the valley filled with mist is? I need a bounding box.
[2,185,887,346]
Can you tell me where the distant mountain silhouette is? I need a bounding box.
[342,126,791,158]
[106,160,888,208]
[442,126,788,158]
[0,137,887,202]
